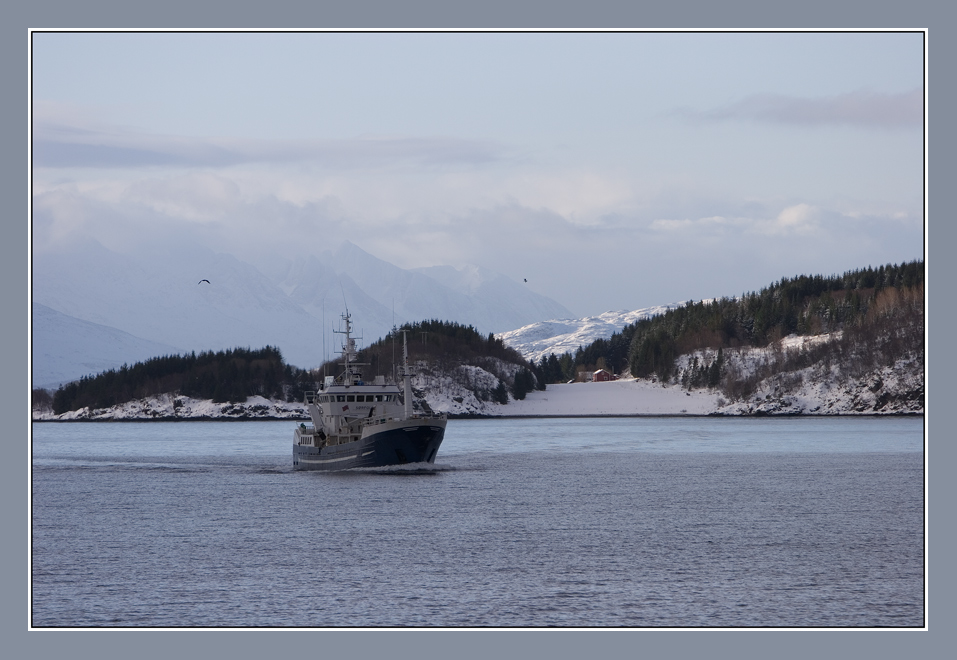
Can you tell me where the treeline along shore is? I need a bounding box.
[33,260,923,418]
[541,260,923,402]
[37,322,545,417]
[44,346,295,416]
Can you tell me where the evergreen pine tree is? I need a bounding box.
[493,380,509,405]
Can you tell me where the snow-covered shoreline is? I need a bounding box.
[33,329,923,421]
[32,395,311,422]
[32,371,923,422]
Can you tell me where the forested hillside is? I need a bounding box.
[50,346,296,415]
[536,260,924,400]
[42,321,545,416]
[352,320,544,404]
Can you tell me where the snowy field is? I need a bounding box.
[35,379,718,421]
[480,379,718,416]
[34,364,921,421]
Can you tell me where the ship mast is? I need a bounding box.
[334,311,366,386]
[402,330,412,418]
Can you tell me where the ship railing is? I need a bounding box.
[363,413,446,427]
[295,424,316,445]
[361,416,394,428]
[358,412,446,428]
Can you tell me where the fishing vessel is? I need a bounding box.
[293,312,447,470]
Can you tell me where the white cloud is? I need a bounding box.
[649,218,694,232]
[680,88,923,129]
[840,206,915,222]
[499,171,636,226]
[648,207,818,237]
[121,173,242,221]
[32,109,506,171]
[771,203,819,234]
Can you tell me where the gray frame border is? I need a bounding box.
[9,1,949,658]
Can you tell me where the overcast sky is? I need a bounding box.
[31,31,925,317]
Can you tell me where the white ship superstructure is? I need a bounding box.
[293,312,446,470]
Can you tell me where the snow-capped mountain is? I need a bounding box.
[32,239,574,385]
[497,305,682,364]
[31,302,184,389]
[413,263,573,333]
[276,241,574,340]
[32,239,326,372]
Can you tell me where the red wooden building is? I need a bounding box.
[593,369,614,382]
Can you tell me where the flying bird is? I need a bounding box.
[524,278,527,283]
[198,279,210,284]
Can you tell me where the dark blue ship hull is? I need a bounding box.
[293,419,445,471]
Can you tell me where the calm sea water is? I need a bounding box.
[31,417,924,628]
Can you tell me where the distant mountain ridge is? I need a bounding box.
[274,242,574,341]
[32,239,574,385]
[496,305,683,365]
[31,302,183,389]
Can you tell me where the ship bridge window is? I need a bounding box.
[375,394,383,402]
[337,395,345,402]
[347,395,355,402]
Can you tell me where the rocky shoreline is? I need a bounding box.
[33,366,924,422]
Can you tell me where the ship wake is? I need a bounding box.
[353,461,456,476]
